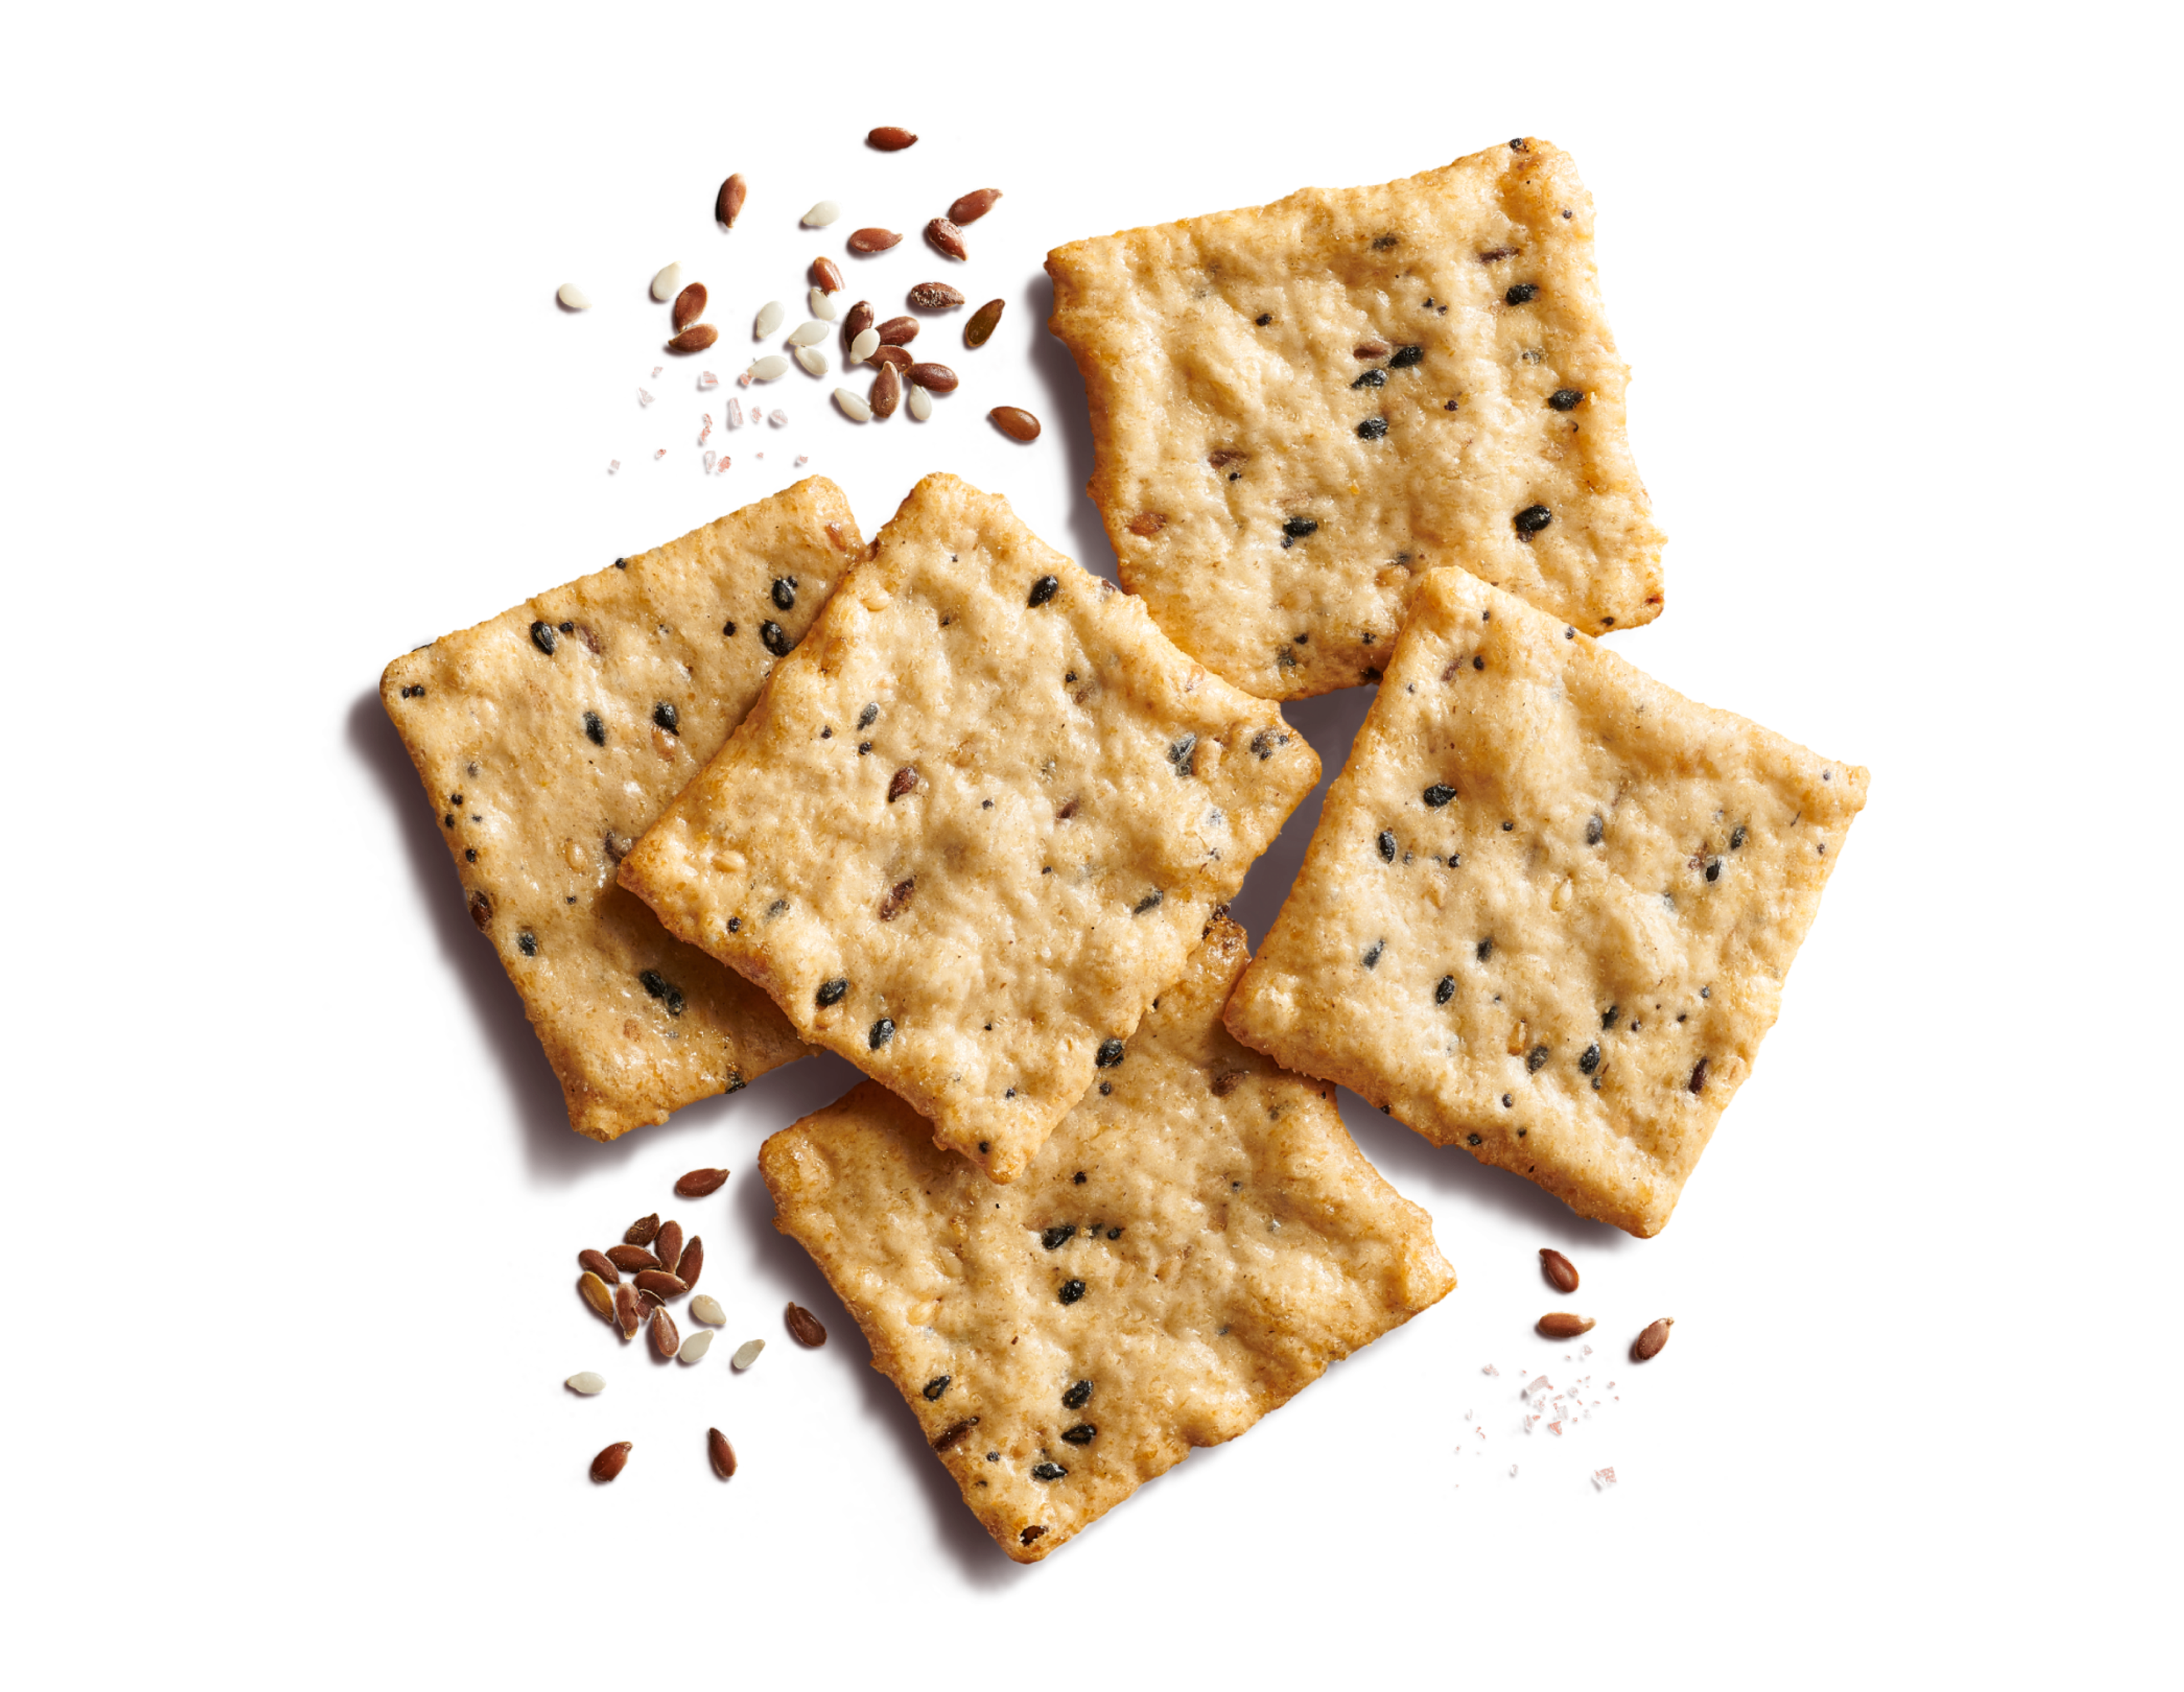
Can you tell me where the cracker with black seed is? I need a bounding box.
[1046,136,1664,700]
[379,479,866,1140]
[1225,568,1867,1236]
[759,915,1454,1562]
[619,473,1320,1182]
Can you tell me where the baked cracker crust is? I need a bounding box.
[760,916,1454,1561]
[1047,136,1664,700]
[620,473,1321,1182]
[1225,568,1867,1236]
[379,479,866,1140]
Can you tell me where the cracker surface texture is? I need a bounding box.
[379,479,866,1140]
[1047,136,1664,700]
[760,916,1454,1561]
[1225,569,1867,1236]
[619,473,1321,1182]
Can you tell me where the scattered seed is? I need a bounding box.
[566,1371,606,1395]
[810,287,840,322]
[731,1338,766,1370]
[606,1244,659,1274]
[810,256,844,293]
[908,282,965,309]
[1632,1317,1675,1362]
[716,173,747,227]
[650,262,682,303]
[1549,387,1583,411]
[679,1329,714,1364]
[650,1306,680,1358]
[950,187,1003,224]
[690,1293,726,1326]
[635,1268,687,1300]
[785,1303,828,1347]
[577,1248,620,1285]
[964,297,1004,348]
[1357,416,1388,440]
[867,125,917,150]
[1536,1312,1595,1339]
[872,344,914,370]
[1423,783,1457,808]
[843,299,875,340]
[848,327,881,363]
[907,383,933,421]
[1689,1058,1710,1093]
[1540,1248,1579,1293]
[708,1426,738,1479]
[1033,1462,1068,1481]
[614,1284,643,1339]
[754,300,785,339]
[848,227,902,254]
[834,386,872,421]
[556,283,592,311]
[1513,503,1553,535]
[653,1221,684,1275]
[794,345,830,376]
[1062,1380,1093,1409]
[925,217,968,260]
[990,406,1040,442]
[871,361,901,418]
[908,361,958,393]
[876,316,919,346]
[624,1214,660,1247]
[786,318,833,348]
[672,282,708,332]
[590,1441,632,1483]
[803,201,841,227]
[675,1168,729,1198]
[747,354,790,382]
[578,1272,615,1322]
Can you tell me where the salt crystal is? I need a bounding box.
[1482,1364,1499,1377]
[1509,1465,1519,1478]
[1592,1466,1617,1489]
[651,366,663,379]
[1548,1421,1563,1436]
[795,454,808,466]
[638,388,654,407]
[768,409,788,427]
[1527,1375,1551,1395]
[737,372,752,387]
[654,448,666,460]
[697,371,718,390]
[607,460,619,474]
[1582,1344,1592,1356]
[702,450,716,473]
[1607,1381,1616,1390]
[726,398,744,428]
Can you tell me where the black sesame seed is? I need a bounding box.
[1505,283,1538,306]
[816,977,848,1008]
[1689,1058,1710,1094]
[1389,345,1424,369]
[652,701,679,734]
[613,557,627,569]
[1057,1280,1086,1306]
[530,620,557,656]
[1378,830,1397,863]
[582,710,605,746]
[1472,655,1485,671]
[1132,889,1164,915]
[1704,857,1722,883]
[1095,1037,1126,1068]
[924,1376,951,1400]
[1435,975,1455,1005]
[1580,1042,1601,1075]
[760,620,791,657]
[1356,416,1388,440]
[1352,369,1387,389]
[1513,504,1553,536]
[1107,1227,1120,1240]
[464,847,478,863]
[1062,1379,1093,1409]
[1099,1081,1111,1095]
[1255,312,1272,326]
[1476,937,1494,963]
[722,619,738,638]
[1444,399,1459,411]
[1586,813,1604,846]
[1043,1224,1078,1251]
[1502,820,1515,832]
[1730,825,1748,850]
[1527,1044,1550,1073]
[727,916,741,933]
[857,702,878,729]
[1499,1096,1512,1110]
[1061,1424,1096,1445]
[1602,1004,1619,1029]
[1251,728,1290,760]
[559,620,574,634]
[1282,516,1318,539]
[1362,940,1384,970]
[1032,1462,1068,1481]
[1372,234,1398,250]
[858,741,872,755]
[518,931,537,957]
[1168,733,1198,776]
[1549,388,1583,411]
[870,1017,895,1049]
[821,726,833,739]
[1028,574,1060,607]
[980,1141,990,1152]
[1469,1133,1485,1146]
[1423,783,1457,808]
[771,577,797,611]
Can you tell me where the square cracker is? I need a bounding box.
[1046,136,1664,701]
[1225,568,1867,1237]
[760,915,1455,1562]
[618,473,1321,1182]
[379,479,866,1140]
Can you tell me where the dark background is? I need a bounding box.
[316,96,1922,1624]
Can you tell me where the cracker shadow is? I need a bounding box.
[1023,268,1119,586]
[1223,684,1378,949]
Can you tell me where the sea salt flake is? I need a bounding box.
[607,460,619,474]
[698,371,718,390]
[795,454,808,466]
[1527,1376,1552,1396]
[651,366,663,378]
[637,388,654,407]
[1481,1364,1499,1377]
[768,408,788,427]
[699,415,712,444]
[1548,1421,1563,1437]
[726,398,744,428]
[1582,1344,1592,1356]
[1509,1465,1519,1477]
[1592,1466,1617,1489]
[702,450,716,473]
[654,448,666,460]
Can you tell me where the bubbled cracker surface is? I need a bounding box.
[760,917,1454,1562]
[1046,136,1664,701]
[378,479,866,1140]
[1225,569,1867,1237]
[621,474,1321,1182]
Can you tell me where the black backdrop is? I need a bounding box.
[318,96,1913,1624]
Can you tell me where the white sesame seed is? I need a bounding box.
[907,383,933,421]
[754,300,785,340]
[847,328,880,363]
[678,1330,714,1364]
[793,344,829,376]
[802,200,841,227]
[787,320,832,347]
[565,1371,606,1394]
[690,1294,727,1326]
[834,387,872,422]
[555,283,592,311]
[731,1338,766,1370]
[650,262,682,302]
[747,355,790,382]
[809,288,839,322]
